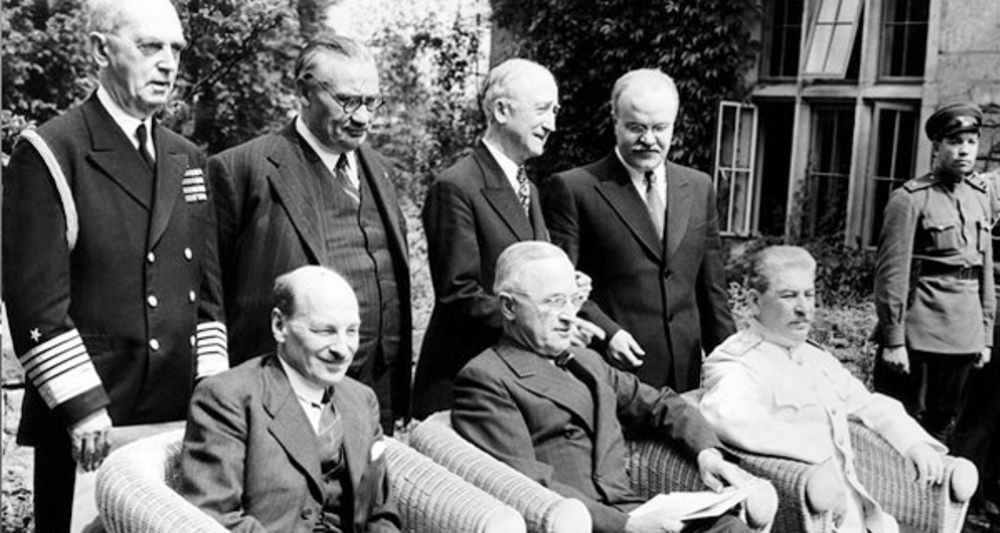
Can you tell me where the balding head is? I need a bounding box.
[271,266,360,387]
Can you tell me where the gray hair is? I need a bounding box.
[294,34,375,86]
[86,0,140,34]
[610,68,679,117]
[493,241,570,294]
[480,58,554,125]
[747,245,816,293]
[272,265,350,317]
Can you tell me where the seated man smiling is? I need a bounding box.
[178,266,399,532]
[452,241,765,533]
[699,246,947,533]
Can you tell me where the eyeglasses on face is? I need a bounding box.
[505,289,588,311]
[307,78,385,114]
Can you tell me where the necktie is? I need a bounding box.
[516,166,531,216]
[317,391,344,473]
[335,153,360,204]
[135,123,153,169]
[644,171,665,238]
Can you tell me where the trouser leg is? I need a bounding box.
[32,431,76,533]
[910,351,975,446]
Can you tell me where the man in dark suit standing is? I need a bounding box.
[412,59,610,418]
[209,36,410,432]
[542,68,734,392]
[452,242,760,533]
[2,0,227,530]
[179,266,400,532]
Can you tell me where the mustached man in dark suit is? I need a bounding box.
[208,36,410,433]
[542,69,734,393]
[413,59,611,418]
[452,241,762,533]
[2,0,227,530]
[179,266,400,532]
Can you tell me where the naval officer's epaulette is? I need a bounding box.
[715,330,763,357]
[902,173,937,192]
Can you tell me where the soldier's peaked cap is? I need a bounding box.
[925,103,982,141]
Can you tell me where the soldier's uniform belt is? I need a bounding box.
[920,262,982,280]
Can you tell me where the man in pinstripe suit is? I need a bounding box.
[209,35,411,433]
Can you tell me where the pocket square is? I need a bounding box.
[370,439,386,462]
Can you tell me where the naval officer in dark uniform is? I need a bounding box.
[2,0,227,530]
[873,103,994,446]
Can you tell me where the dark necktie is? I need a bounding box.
[335,153,360,204]
[516,166,531,216]
[317,390,344,474]
[644,171,664,238]
[135,123,153,169]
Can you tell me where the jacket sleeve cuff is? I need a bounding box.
[881,326,906,347]
[21,329,108,424]
[195,321,229,379]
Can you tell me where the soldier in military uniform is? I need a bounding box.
[873,103,994,446]
[701,246,947,533]
[954,167,1000,530]
[1,0,227,530]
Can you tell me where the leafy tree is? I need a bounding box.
[490,0,759,176]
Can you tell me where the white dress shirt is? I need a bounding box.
[96,86,154,162]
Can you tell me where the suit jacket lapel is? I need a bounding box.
[528,183,549,240]
[664,162,691,259]
[592,154,663,262]
[573,354,618,476]
[476,143,534,240]
[356,144,408,259]
[495,344,595,433]
[82,95,152,210]
[266,125,326,263]
[332,385,367,493]
[262,355,325,497]
[146,124,185,248]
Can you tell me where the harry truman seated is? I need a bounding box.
[699,245,948,533]
[452,241,762,533]
[178,265,400,532]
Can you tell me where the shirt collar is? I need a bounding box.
[96,85,151,149]
[276,353,328,406]
[295,115,355,176]
[748,319,809,363]
[482,139,522,190]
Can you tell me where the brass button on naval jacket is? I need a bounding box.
[149,338,160,351]
[184,247,193,260]
[147,295,159,308]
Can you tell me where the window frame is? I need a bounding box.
[713,101,759,237]
[863,102,920,247]
[801,0,864,78]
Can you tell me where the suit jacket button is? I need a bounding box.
[146,252,155,264]
[149,338,160,351]
[147,295,159,308]
[188,290,196,303]
[184,247,193,260]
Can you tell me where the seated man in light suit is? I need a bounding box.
[452,241,764,533]
[178,266,400,532]
[700,245,947,533]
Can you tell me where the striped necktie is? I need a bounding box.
[335,153,360,204]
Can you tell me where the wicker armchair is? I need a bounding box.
[728,419,978,533]
[95,428,525,533]
[410,412,778,533]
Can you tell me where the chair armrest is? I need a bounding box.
[850,420,976,533]
[96,429,227,533]
[410,417,591,533]
[727,448,836,533]
[383,437,525,533]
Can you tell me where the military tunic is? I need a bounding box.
[700,324,945,533]
[874,171,994,353]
